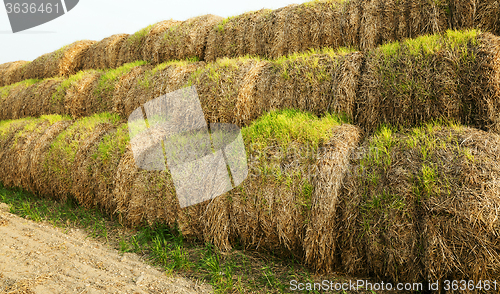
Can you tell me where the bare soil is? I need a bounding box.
[0,203,213,294]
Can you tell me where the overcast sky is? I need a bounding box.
[0,0,305,64]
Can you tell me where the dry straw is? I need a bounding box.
[82,34,130,70]
[205,10,273,62]
[235,50,363,126]
[151,15,223,64]
[335,123,500,285]
[0,61,29,87]
[86,124,129,213]
[71,123,114,208]
[112,146,179,227]
[467,32,500,133]
[229,110,343,255]
[5,118,68,190]
[303,124,362,273]
[40,113,121,201]
[142,20,182,63]
[356,30,480,133]
[23,40,95,81]
[116,21,158,67]
[0,119,34,185]
[27,120,73,196]
[64,71,103,118]
[450,0,500,35]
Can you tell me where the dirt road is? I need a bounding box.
[0,203,213,294]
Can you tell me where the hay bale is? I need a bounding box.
[466,32,500,133]
[27,119,73,196]
[450,0,500,35]
[0,61,29,87]
[359,0,398,50]
[236,50,362,126]
[188,58,256,125]
[338,126,424,282]
[112,61,202,119]
[1,80,42,120]
[71,123,114,208]
[142,20,181,63]
[337,123,500,286]
[32,79,65,118]
[112,146,179,227]
[86,124,129,213]
[23,40,95,80]
[117,25,154,67]
[153,14,222,64]
[65,71,103,118]
[2,119,50,187]
[270,1,346,58]
[82,34,129,70]
[59,40,96,76]
[356,30,478,133]
[230,110,342,254]
[205,10,272,62]
[0,119,35,183]
[420,127,500,287]
[111,64,152,118]
[41,113,121,201]
[303,124,362,273]
[407,0,450,38]
[340,0,362,49]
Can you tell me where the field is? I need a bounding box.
[1,0,500,293]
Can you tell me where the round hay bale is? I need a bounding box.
[59,40,96,76]
[71,123,114,208]
[112,146,179,227]
[114,61,202,120]
[204,14,243,62]
[337,126,425,282]
[467,32,500,134]
[33,79,64,118]
[65,71,103,118]
[28,119,73,196]
[4,81,39,120]
[337,124,500,286]
[231,110,342,255]
[188,58,258,125]
[41,113,121,201]
[142,20,182,63]
[82,34,129,70]
[86,124,130,213]
[303,124,362,273]
[236,51,362,126]
[117,25,154,67]
[0,61,28,87]
[0,61,30,87]
[356,31,477,133]
[5,119,53,188]
[23,40,95,81]
[0,119,35,184]
[112,65,152,118]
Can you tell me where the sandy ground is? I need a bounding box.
[0,203,213,294]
